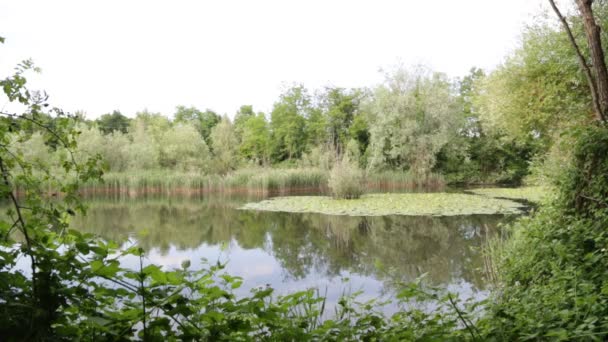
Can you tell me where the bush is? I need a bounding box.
[328,159,364,199]
[480,125,608,339]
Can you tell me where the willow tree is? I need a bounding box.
[367,66,458,176]
[159,123,210,172]
[210,116,238,174]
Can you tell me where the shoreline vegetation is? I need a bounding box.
[78,168,447,197]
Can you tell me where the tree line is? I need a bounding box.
[15,63,561,185]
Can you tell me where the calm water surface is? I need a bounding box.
[73,193,511,312]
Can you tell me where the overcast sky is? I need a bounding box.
[0,0,547,119]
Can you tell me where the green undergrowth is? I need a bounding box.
[242,192,526,216]
[477,126,608,340]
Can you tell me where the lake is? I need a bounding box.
[73,193,512,313]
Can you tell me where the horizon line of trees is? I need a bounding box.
[18,2,605,185]
[12,63,542,184]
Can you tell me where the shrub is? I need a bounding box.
[481,125,608,339]
[328,159,364,199]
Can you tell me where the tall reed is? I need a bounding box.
[80,168,446,197]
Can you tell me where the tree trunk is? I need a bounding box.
[576,0,608,122]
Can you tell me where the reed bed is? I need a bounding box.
[80,168,446,197]
[82,168,329,197]
[366,171,445,191]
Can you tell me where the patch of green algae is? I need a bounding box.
[467,186,552,203]
[241,193,526,217]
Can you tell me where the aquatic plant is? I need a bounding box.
[242,193,526,216]
[328,159,365,199]
[467,186,552,203]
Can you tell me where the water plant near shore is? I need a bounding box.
[467,186,552,203]
[242,192,526,216]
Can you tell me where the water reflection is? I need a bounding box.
[73,196,506,308]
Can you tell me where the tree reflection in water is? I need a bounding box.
[73,195,510,311]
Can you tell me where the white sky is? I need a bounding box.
[0,0,547,119]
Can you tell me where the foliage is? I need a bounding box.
[125,118,160,170]
[238,112,271,165]
[210,116,238,174]
[321,87,365,154]
[233,104,255,144]
[159,123,210,172]
[476,125,608,340]
[328,158,365,199]
[269,85,309,161]
[475,22,592,140]
[174,105,221,144]
[96,110,131,134]
[0,56,107,339]
[366,66,459,176]
[2,66,542,187]
[434,67,537,185]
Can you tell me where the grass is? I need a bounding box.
[81,168,446,196]
[241,192,526,216]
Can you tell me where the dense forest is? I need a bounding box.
[2,0,608,340]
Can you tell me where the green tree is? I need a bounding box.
[270,85,309,162]
[174,105,221,143]
[96,110,130,134]
[239,112,271,165]
[131,110,171,143]
[348,114,370,165]
[475,22,592,141]
[304,105,327,150]
[367,66,458,176]
[233,105,255,141]
[210,116,238,174]
[124,119,160,170]
[159,123,210,172]
[321,87,363,153]
[435,67,535,184]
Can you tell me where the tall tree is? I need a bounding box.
[210,116,238,174]
[270,86,310,161]
[233,105,256,142]
[239,113,271,165]
[321,87,362,154]
[367,66,458,175]
[548,0,608,122]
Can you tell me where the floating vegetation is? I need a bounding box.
[241,193,526,216]
[467,186,552,203]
